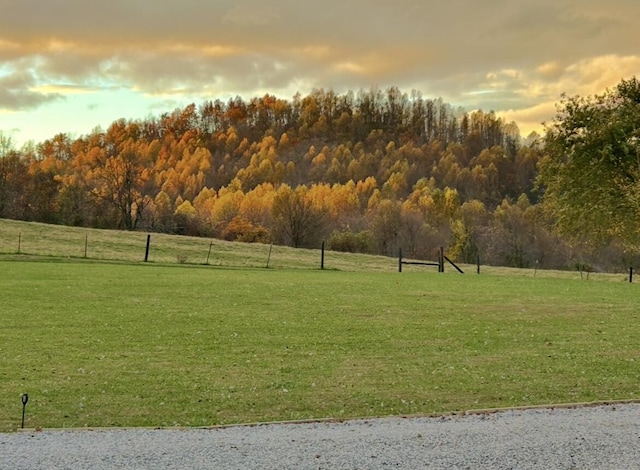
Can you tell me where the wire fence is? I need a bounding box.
[0,221,635,281]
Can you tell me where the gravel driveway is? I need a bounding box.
[2,403,639,469]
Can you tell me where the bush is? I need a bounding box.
[221,216,270,243]
[327,229,374,254]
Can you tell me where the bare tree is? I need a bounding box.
[272,185,324,248]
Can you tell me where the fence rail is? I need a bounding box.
[399,247,466,274]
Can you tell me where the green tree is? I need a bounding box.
[538,77,640,249]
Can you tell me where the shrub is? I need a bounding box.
[221,216,270,243]
[327,229,374,253]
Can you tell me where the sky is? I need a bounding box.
[1,0,640,147]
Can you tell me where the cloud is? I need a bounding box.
[31,84,97,95]
[494,54,640,134]
[0,69,64,111]
[497,102,557,136]
[222,3,282,27]
[0,0,640,134]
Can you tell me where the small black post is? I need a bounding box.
[477,254,480,275]
[439,247,444,273]
[205,241,213,264]
[630,267,634,283]
[84,234,88,259]
[321,241,325,270]
[266,243,273,269]
[399,247,403,272]
[144,234,151,262]
[21,394,28,429]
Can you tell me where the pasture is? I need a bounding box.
[1,256,638,432]
[0,217,632,280]
[0,218,398,272]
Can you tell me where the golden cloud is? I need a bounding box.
[536,61,562,77]
[497,102,556,136]
[29,84,97,95]
[333,61,366,75]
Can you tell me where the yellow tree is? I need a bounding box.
[193,186,218,230]
[355,176,378,208]
[174,199,199,235]
[239,183,276,228]
[328,180,361,224]
[90,139,155,230]
[209,184,245,235]
[147,190,175,232]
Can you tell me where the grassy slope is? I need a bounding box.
[0,218,398,272]
[0,217,631,280]
[1,255,638,432]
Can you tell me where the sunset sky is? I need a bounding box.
[1,0,639,146]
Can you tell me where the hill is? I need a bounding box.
[0,87,631,271]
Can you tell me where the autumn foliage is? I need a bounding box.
[0,87,630,270]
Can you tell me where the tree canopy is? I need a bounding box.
[539,77,640,250]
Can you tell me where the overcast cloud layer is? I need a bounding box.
[1,0,640,142]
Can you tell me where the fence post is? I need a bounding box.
[439,247,444,273]
[321,241,325,270]
[144,234,151,262]
[477,254,480,275]
[266,243,273,269]
[206,241,213,264]
[631,267,634,283]
[399,247,402,272]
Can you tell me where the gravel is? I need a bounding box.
[2,403,639,469]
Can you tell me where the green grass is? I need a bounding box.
[1,258,639,432]
[0,218,400,272]
[1,217,633,281]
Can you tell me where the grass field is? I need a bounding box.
[1,254,639,432]
[1,217,633,281]
[0,218,400,273]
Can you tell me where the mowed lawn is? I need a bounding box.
[1,259,639,431]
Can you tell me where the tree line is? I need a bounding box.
[0,84,637,271]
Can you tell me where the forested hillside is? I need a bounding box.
[0,87,632,270]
